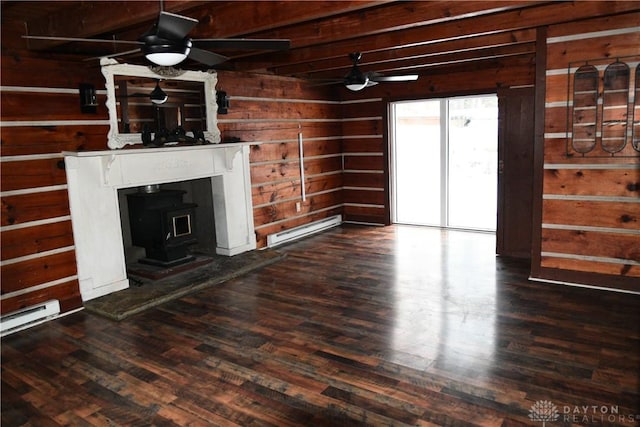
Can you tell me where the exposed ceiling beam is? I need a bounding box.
[98,1,397,56]
[235,0,543,48]
[308,43,536,80]
[237,1,640,73]
[22,1,210,48]
[3,0,638,83]
[274,29,537,76]
[21,1,395,48]
[186,1,396,39]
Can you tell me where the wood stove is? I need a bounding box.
[127,186,198,267]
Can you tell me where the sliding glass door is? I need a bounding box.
[391,95,498,231]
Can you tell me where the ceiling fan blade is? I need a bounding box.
[193,38,290,51]
[22,35,141,45]
[83,47,142,62]
[187,47,229,66]
[369,74,419,82]
[156,11,198,40]
[308,79,344,87]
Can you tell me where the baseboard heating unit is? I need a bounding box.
[1,299,60,337]
[267,214,342,248]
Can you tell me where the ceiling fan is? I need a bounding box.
[340,52,419,91]
[22,10,290,67]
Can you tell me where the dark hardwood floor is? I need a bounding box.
[2,224,639,426]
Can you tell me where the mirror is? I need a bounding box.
[101,58,220,149]
[600,61,629,154]
[571,64,599,154]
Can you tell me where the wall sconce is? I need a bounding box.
[217,90,229,114]
[79,83,98,114]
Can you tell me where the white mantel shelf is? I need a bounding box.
[63,142,253,157]
[64,143,257,302]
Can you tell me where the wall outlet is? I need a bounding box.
[295,202,301,212]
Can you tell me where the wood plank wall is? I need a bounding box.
[215,71,342,248]
[1,55,108,315]
[338,55,536,225]
[537,12,640,291]
[1,59,341,315]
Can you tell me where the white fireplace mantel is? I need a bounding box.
[64,144,256,301]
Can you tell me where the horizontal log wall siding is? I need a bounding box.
[539,12,640,291]
[1,54,108,315]
[338,55,536,225]
[202,71,342,247]
[1,60,342,314]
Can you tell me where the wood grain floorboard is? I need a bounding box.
[2,224,639,426]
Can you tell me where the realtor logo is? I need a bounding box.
[529,400,560,426]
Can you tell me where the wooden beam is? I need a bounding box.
[187,1,396,38]
[274,29,537,76]
[234,0,542,47]
[23,1,210,48]
[21,1,393,48]
[237,1,640,72]
[105,1,397,45]
[308,43,536,79]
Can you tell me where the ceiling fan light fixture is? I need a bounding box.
[146,52,187,66]
[345,77,369,91]
[143,40,192,66]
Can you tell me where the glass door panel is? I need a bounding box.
[448,96,498,230]
[392,95,498,231]
[393,100,442,226]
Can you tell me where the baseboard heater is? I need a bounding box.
[1,300,60,337]
[267,214,342,248]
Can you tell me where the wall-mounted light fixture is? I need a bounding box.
[79,83,98,114]
[217,90,229,114]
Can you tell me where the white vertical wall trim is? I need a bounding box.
[298,131,306,202]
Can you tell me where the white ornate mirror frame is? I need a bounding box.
[100,58,221,149]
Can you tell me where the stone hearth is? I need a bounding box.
[84,249,285,321]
